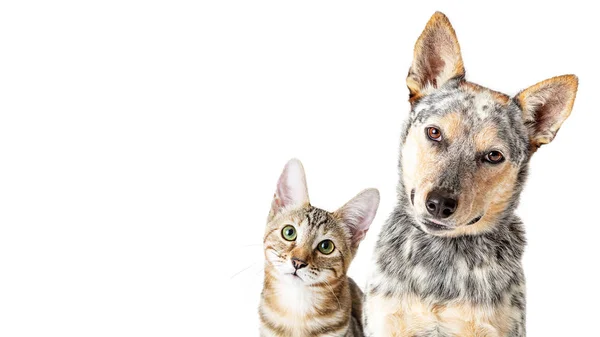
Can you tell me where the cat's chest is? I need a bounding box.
[260,280,352,337]
[272,279,319,315]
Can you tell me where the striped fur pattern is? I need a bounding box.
[364,12,578,337]
[260,159,379,337]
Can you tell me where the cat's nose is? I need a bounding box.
[291,257,308,270]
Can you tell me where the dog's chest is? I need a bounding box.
[365,293,521,337]
[365,220,526,336]
[374,223,524,304]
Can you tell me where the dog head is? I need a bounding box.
[400,12,578,236]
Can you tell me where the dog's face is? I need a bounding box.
[403,83,528,236]
[401,12,578,236]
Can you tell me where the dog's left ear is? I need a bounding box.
[407,12,465,104]
[514,75,578,152]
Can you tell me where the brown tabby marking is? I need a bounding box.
[259,159,379,337]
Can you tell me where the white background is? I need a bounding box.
[1,1,598,336]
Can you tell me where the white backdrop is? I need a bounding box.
[1,1,599,336]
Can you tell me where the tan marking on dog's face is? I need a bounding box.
[438,111,463,139]
[453,162,519,236]
[474,124,499,152]
[402,112,518,236]
[460,81,510,105]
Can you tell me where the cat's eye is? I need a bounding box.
[484,151,505,164]
[281,225,297,241]
[317,240,335,255]
[426,126,442,142]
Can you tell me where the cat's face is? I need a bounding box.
[264,206,353,285]
[263,159,379,286]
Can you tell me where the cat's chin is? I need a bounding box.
[283,272,306,285]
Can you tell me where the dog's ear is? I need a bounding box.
[407,12,464,104]
[514,75,578,152]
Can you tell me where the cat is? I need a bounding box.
[259,159,380,337]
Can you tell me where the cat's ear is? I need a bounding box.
[514,75,578,153]
[270,159,310,217]
[335,188,380,244]
[407,12,464,104]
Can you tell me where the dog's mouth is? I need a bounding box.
[466,215,482,226]
[422,219,452,231]
[421,215,482,232]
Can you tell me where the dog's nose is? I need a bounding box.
[291,257,308,270]
[426,189,457,219]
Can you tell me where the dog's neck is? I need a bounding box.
[372,197,526,304]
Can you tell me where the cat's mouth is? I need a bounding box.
[287,271,304,281]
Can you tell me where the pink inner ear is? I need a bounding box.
[338,189,380,244]
[352,229,368,244]
[273,195,283,208]
[271,159,309,214]
[346,209,375,244]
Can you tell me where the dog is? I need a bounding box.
[363,12,578,337]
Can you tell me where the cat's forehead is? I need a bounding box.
[282,206,338,232]
[302,206,337,230]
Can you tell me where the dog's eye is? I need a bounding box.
[426,127,442,141]
[484,151,505,164]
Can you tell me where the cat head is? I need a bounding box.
[264,159,379,286]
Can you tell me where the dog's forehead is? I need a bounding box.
[413,83,511,121]
[410,82,528,160]
[414,83,520,128]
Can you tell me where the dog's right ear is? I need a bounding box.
[407,12,465,104]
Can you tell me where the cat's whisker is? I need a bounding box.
[323,279,342,310]
[230,262,259,279]
[231,243,264,254]
[238,243,263,248]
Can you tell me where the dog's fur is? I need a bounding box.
[363,12,578,337]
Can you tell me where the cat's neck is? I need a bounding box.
[261,266,348,314]
[260,266,351,336]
